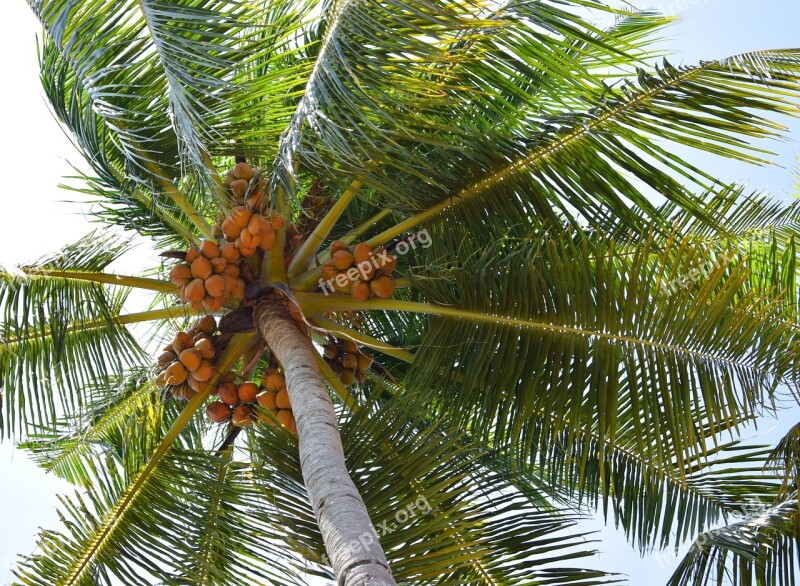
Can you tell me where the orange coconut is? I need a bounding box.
[206,401,232,422]
[170,264,192,286]
[238,382,259,403]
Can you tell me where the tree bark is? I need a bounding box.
[253,297,396,586]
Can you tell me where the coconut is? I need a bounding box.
[183,278,206,304]
[206,401,232,423]
[277,409,296,432]
[204,274,226,298]
[338,369,355,386]
[323,344,338,360]
[173,332,194,353]
[333,250,355,270]
[230,179,248,198]
[375,247,397,273]
[194,338,215,359]
[200,240,220,259]
[237,244,257,258]
[192,360,214,382]
[165,362,188,385]
[217,382,239,405]
[332,274,352,294]
[233,162,254,181]
[232,404,255,427]
[341,352,358,370]
[329,240,350,255]
[356,351,373,372]
[351,279,370,301]
[185,247,201,263]
[179,348,203,372]
[248,213,266,235]
[238,382,259,403]
[191,256,213,280]
[223,275,239,295]
[210,257,227,274]
[275,388,291,410]
[232,279,247,301]
[370,275,396,299]
[202,296,224,312]
[259,228,276,251]
[157,351,177,368]
[321,261,338,280]
[246,190,264,210]
[256,389,277,410]
[263,370,286,393]
[188,376,208,393]
[353,242,372,265]
[230,206,252,229]
[222,218,241,241]
[170,264,192,286]
[219,242,240,263]
[239,227,260,250]
[196,315,217,334]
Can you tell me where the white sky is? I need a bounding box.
[1,0,800,584]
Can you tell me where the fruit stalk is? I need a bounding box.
[253,297,395,586]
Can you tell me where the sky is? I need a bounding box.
[0,1,799,584]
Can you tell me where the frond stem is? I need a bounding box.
[287,179,363,276]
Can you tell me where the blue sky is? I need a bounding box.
[1,1,799,584]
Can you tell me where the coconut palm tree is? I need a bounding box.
[4,0,800,584]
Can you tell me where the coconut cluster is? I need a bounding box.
[323,339,373,386]
[320,241,397,300]
[169,240,246,312]
[218,205,284,258]
[222,162,267,210]
[258,368,297,433]
[156,316,218,400]
[204,374,258,427]
[205,367,296,433]
[214,162,285,258]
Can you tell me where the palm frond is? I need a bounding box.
[667,496,800,586]
[13,447,308,586]
[0,233,147,438]
[30,0,249,178]
[246,394,621,584]
[17,369,198,487]
[39,38,200,247]
[366,49,800,250]
[768,422,800,498]
[397,229,799,474]
[265,0,622,203]
[525,429,788,552]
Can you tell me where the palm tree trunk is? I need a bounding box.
[253,297,396,586]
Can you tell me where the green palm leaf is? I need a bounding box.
[30,0,245,177]
[667,495,799,586]
[365,49,800,250]
[246,394,621,585]
[668,422,800,586]
[18,369,209,487]
[0,233,148,438]
[264,0,621,202]
[13,447,309,586]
